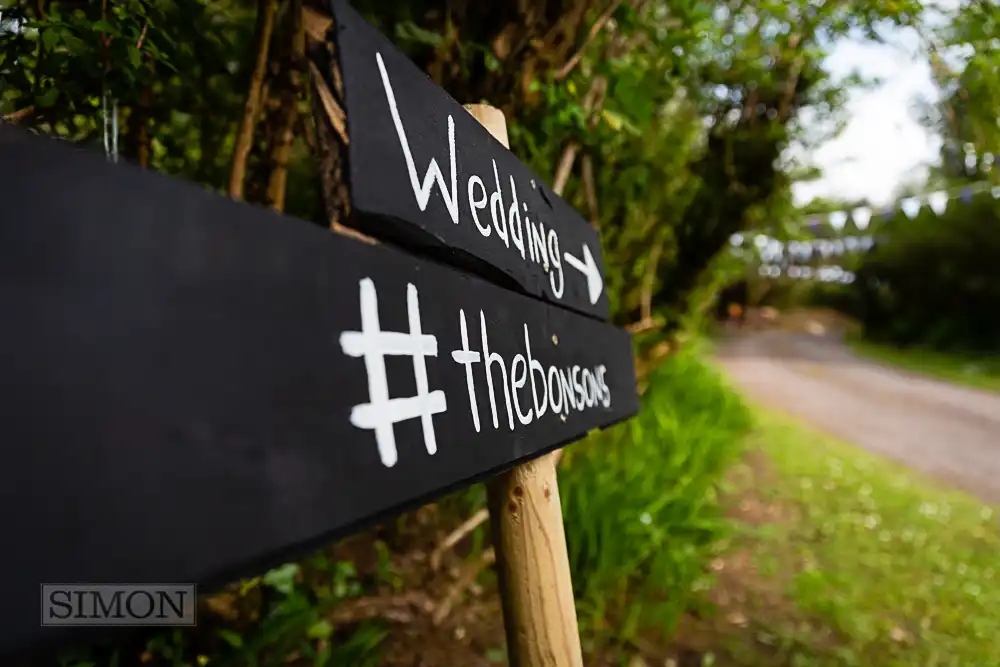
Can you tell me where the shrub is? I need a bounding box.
[850,195,1000,353]
[559,345,752,650]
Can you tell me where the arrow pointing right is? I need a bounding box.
[563,243,604,305]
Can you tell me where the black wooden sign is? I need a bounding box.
[0,127,637,654]
[329,0,610,321]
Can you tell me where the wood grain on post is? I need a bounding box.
[466,103,585,667]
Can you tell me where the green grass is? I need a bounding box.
[847,339,1000,394]
[704,410,1000,667]
[561,343,753,653]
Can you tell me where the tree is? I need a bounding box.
[0,0,929,358]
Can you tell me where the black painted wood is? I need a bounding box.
[0,127,637,655]
[329,0,610,320]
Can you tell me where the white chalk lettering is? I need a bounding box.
[468,175,490,237]
[449,310,613,434]
[547,366,564,414]
[596,364,611,407]
[560,368,575,413]
[548,228,564,298]
[572,366,585,411]
[525,209,538,263]
[533,221,549,271]
[580,368,592,407]
[377,53,595,308]
[376,53,459,225]
[511,354,532,425]
[481,311,514,430]
[451,309,482,432]
[525,324,548,419]
[490,161,509,248]
[341,279,446,468]
[508,177,526,260]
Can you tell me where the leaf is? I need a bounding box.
[262,563,300,595]
[307,619,333,639]
[60,33,87,56]
[217,629,244,649]
[239,576,261,595]
[601,109,625,131]
[128,45,141,69]
[394,21,442,47]
[41,29,59,51]
[36,88,59,108]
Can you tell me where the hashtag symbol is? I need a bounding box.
[340,278,447,467]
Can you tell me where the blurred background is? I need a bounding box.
[2,0,998,664]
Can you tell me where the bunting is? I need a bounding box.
[901,198,921,219]
[852,206,872,230]
[802,180,999,229]
[927,191,948,216]
[728,180,999,282]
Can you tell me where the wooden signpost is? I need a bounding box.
[0,1,638,662]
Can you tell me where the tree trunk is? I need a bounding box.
[229,0,278,200]
[124,85,152,168]
[266,0,306,212]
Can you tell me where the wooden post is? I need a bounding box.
[466,103,585,667]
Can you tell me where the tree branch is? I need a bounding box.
[640,238,663,323]
[552,141,579,196]
[2,106,35,123]
[266,0,307,212]
[303,6,332,43]
[550,76,607,197]
[229,0,278,200]
[309,60,348,145]
[431,548,496,626]
[430,509,490,571]
[581,153,598,226]
[554,0,625,81]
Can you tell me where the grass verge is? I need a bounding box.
[677,409,1000,667]
[847,339,1000,394]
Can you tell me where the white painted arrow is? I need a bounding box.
[563,243,604,305]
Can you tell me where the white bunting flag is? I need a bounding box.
[992,186,1000,199]
[965,153,977,174]
[901,197,921,219]
[852,206,872,230]
[829,211,848,230]
[844,236,859,252]
[928,190,948,216]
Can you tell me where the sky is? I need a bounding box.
[790,25,944,208]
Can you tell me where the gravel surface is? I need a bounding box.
[716,330,1000,504]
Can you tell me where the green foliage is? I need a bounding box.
[560,344,752,649]
[841,193,1000,352]
[54,560,385,667]
[924,1,1000,181]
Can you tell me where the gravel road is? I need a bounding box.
[715,330,1000,503]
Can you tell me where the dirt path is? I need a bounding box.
[716,330,1000,504]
